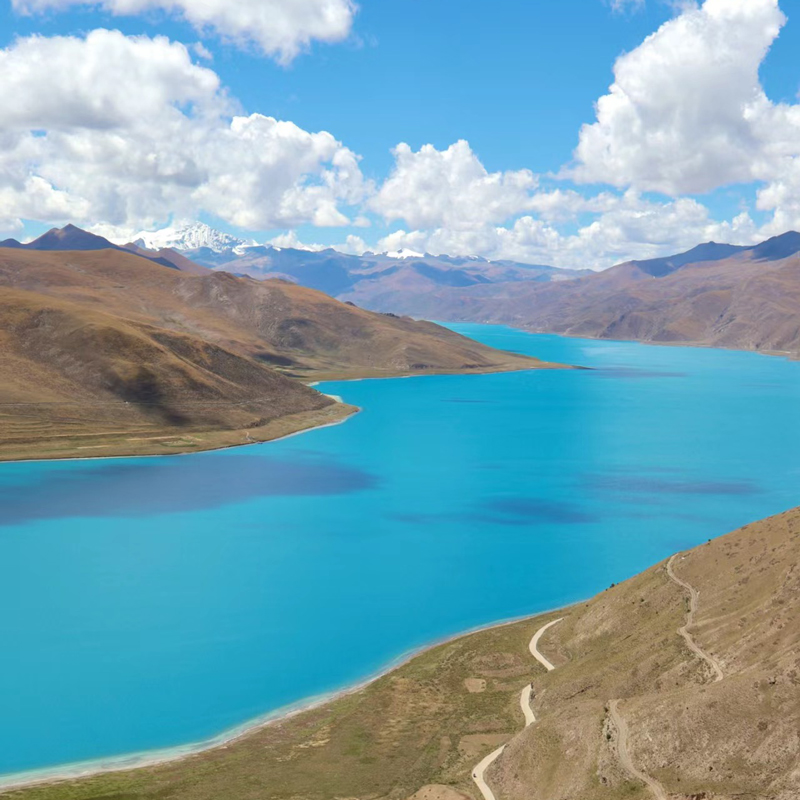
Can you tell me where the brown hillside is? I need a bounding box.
[122,243,213,275]
[488,507,800,800]
[0,287,341,461]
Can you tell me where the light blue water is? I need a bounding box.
[1,326,799,779]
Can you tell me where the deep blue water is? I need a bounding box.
[1,325,800,779]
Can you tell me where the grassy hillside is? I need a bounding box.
[0,247,557,460]
[6,508,798,800]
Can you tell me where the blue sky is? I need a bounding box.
[2,0,800,267]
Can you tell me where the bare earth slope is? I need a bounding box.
[485,250,800,356]
[0,247,555,460]
[488,508,800,800]
[0,286,342,461]
[6,508,798,800]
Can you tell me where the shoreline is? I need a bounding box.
[448,321,799,363]
[0,604,574,794]
[0,359,559,466]
[5,332,796,790]
[0,404,360,467]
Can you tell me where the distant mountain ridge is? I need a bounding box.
[619,233,800,278]
[0,224,586,300]
[410,230,800,357]
[0,224,207,274]
[2,223,129,253]
[119,223,592,307]
[625,241,748,278]
[5,222,799,357]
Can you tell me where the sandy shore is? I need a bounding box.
[0,606,573,793]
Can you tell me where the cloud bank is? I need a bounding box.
[11,0,358,63]
[3,0,800,269]
[0,30,367,235]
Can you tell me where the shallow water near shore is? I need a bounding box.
[1,325,800,779]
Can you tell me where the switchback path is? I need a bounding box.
[519,684,536,728]
[608,700,668,800]
[529,618,563,672]
[607,554,724,799]
[667,555,725,682]
[472,618,563,800]
[472,746,506,800]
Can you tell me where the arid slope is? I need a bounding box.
[0,248,548,378]
[0,286,342,461]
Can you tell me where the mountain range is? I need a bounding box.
[111,222,593,299]
[6,222,800,362]
[113,222,800,357]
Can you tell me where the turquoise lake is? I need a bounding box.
[1,324,800,779]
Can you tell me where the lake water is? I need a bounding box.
[1,325,799,780]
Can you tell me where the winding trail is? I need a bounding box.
[519,684,536,727]
[667,555,724,682]
[470,556,725,800]
[529,618,563,672]
[608,700,668,800]
[607,555,725,799]
[472,618,563,800]
[472,746,506,800]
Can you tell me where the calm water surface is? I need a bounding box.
[1,326,799,777]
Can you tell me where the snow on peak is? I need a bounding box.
[131,222,255,253]
[383,248,425,260]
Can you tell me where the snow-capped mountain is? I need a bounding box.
[131,222,255,254]
[382,248,425,260]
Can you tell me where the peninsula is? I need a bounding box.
[0,227,561,462]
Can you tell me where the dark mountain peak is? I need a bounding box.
[0,238,23,249]
[28,225,122,252]
[748,231,800,262]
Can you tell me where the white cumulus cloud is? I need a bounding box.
[0,29,367,235]
[11,0,358,63]
[573,0,797,197]
[370,140,540,230]
[377,191,760,270]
